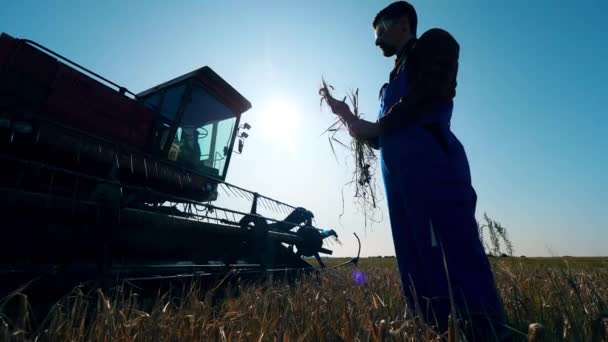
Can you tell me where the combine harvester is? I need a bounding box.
[0,33,356,295]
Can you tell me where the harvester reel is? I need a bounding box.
[238,214,269,231]
[294,226,337,268]
[295,227,322,257]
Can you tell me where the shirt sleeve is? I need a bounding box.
[378,28,460,133]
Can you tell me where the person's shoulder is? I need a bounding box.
[419,28,458,44]
[416,28,459,54]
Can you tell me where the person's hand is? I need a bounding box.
[322,93,356,123]
[348,119,380,140]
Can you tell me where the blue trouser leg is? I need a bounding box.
[432,199,507,337]
[386,184,451,329]
[382,126,507,336]
[387,179,506,335]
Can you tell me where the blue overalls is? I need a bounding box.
[378,62,506,332]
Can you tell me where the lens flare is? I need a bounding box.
[352,269,367,286]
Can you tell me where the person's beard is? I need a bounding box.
[378,43,397,57]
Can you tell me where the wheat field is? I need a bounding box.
[1,257,607,341]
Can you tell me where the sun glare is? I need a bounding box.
[258,97,300,145]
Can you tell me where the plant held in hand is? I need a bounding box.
[319,78,380,227]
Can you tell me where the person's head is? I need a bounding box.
[372,1,417,57]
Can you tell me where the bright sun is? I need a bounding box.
[259,98,299,145]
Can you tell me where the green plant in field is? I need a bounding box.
[478,212,514,257]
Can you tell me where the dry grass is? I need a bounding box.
[1,257,607,341]
[318,79,380,228]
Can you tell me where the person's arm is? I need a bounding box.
[377,28,460,133]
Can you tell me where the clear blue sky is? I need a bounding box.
[2,0,606,257]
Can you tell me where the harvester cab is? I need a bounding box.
[137,67,251,181]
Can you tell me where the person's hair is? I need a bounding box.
[372,1,418,37]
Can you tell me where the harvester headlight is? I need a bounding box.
[0,117,10,128]
[14,121,33,134]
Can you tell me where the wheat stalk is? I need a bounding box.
[319,78,380,228]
